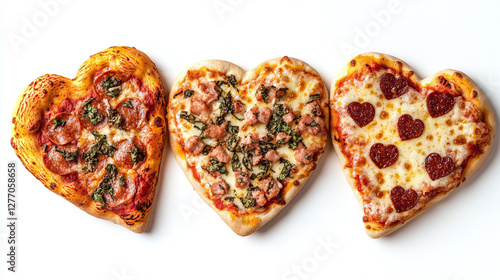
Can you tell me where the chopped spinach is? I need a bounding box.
[55,147,78,163]
[53,116,66,130]
[179,111,196,123]
[202,144,213,156]
[227,134,240,152]
[123,100,134,108]
[119,176,126,186]
[224,196,235,203]
[91,164,117,206]
[101,76,121,98]
[242,151,253,171]
[206,158,228,175]
[82,131,115,172]
[257,84,269,103]
[126,143,146,165]
[183,89,194,98]
[240,191,256,208]
[278,160,294,181]
[306,94,320,104]
[231,153,241,171]
[81,98,104,125]
[107,109,124,129]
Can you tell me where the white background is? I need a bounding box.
[1,0,499,279]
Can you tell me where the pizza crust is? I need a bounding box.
[331,52,495,238]
[11,46,167,233]
[168,57,329,236]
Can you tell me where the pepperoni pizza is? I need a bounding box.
[330,53,495,238]
[168,57,328,236]
[10,47,167,233]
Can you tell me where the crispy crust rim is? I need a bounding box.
[10,46,167,233]
[330,52,496,238]
[168,57,329,236]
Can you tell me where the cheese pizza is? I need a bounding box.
[330,53,495,238]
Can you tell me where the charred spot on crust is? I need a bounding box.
[396,61,403,69]
[334,136,341,142]
[154,117,163,127]
[438,76,447,86]
[350,59,356,67]
[155,89,161,101]
[135,201,152,212]
[454,72,463,79]
[49,183,56,190]
[473,90,478,98]
[12,117,16,124]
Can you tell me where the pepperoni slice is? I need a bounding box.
[115,99,147,130]
[347,102,375,127]
[427,92,455,118]
[390,186,418,213]
[104,173,136,209]
[379,73,408,100]
[369,143,398,169]
[45,113,81,145]
[425,153,454,180]
[43,144,79,175]
[113,139,146,169]
[94,71,127,99]
[397,114,424,141]
[77,97,107,130]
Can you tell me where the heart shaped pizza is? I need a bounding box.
[168,57,328,236]
[330,53,495,238]
[11,47,167,233]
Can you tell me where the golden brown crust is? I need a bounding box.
[331,52,495,238]
[11,46,167,233]
[168,57,328,236]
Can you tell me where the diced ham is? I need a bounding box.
[235,171,251,188]
[283,112,295,124]
[265,150,281,163]
[275,82,287,98]
[244,106,272,125]
[297,114,325,135]
[244,107,259,125]
[209,145,230,163]
[261,177,283,200]
[233,99,245,114]
[308,101,322,116]
[211,180,228,197]
[190,99,210,116]
[241,133,260,153]
[294,143,319,164]
[184,136,205,156]
[252,188,267,208]
[257,107,272,124]
[198,81,219,105]
[267,87,277,104]
[276,132,291,143]
[204,122,228,140]
[252,155,263,166]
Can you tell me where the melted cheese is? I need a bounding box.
[171,60,327,213]
[334,70,489,224]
